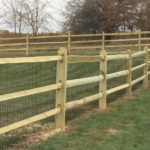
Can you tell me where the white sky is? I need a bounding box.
[0,0,67,32]
[50,0,67,32]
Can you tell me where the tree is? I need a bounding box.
[0,0,53,35]
[63,0,122,33]
[136,0,150,31]
[63,0,83,32]
[19,0,52,35]
[63,0,145,33]
[63,0,104,33]
[0,0,24,34]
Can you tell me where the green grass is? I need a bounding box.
[30,88,150,150]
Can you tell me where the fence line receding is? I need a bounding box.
[1,31,150,54]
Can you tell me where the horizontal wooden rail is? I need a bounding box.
[141,38,150,41]
[107,84,129,95]
[107,50,138,54]
[29,35,68,39]
[132,51,146,58]
[107,70,129,80]
[67,70,129,89]
[66,93,103,110]
[141,44,150,46]
[132,64,146,72]
[71,44,150,50]
[66,75,104,88]
[68,55,104,63]
[0,43,26,47]
[28,47,59,51]
[0,107,61,135]
[105,37,150,43]
[107,54,129,61]
[0,83,62,102]
[104,31,150,36]
[29,46,70,51]
[0,48,26,52]
[0,56,62,64]
[71,46,100,50]
[131,75,146,86]
[71,34,102,37]
[105,44,140,48]
[105,38,139,42]
[71,40,102,44]
[29,41,68,45]
[0,37,26,41]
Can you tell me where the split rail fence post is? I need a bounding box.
[55,47,67,131]
[138,32,141,51]
[102,32,105,50]
[99,49,107,110]
[26,35,29,55]
[68,32,71,54]
[144,47,149,88]
[126,50,132,97]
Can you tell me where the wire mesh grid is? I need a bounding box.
[0,50,146,150]
[0,61,56,150]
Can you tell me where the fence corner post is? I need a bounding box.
[99,49,107,110]
[55,47,67,131]
[26,34,29,55]
[144,47,149,88]
[126,49,132,97]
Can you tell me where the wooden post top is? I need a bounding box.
[58,47,67,56]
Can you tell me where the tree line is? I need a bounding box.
[63,0,150,34]
[0,0,150,35]
[0,0,52,35]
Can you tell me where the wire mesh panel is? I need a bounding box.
[0,61,57,150]
[66,62,99,120]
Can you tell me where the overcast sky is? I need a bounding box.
[0,0,67,32]
[50,0,67,32]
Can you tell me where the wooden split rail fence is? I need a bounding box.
[0,47,150,135]
[1,31,150,54]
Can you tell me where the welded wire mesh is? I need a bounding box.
[0,61,56,150]
[67,62,99,101]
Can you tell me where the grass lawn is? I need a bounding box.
[30,88,150,150]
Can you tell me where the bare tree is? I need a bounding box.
[0,0,52,35]
[19,0,52,35]
[17,1,25,34]
[0,0,24,34]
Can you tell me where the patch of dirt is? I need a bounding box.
[8,124,67,150]
[83,131,105,140]
[106,128,120,135]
